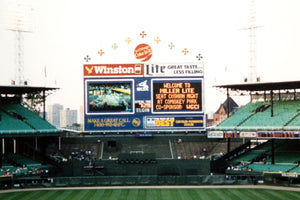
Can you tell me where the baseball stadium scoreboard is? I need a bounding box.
[83,63,205,132]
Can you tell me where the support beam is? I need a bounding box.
[2,138,4,155]
[227,138,231,153]
[226,88,231,153]
[0,141,1,168]
[58,136,61,151]
[271,139,275,164]
[35,136,38,151]
[13,139,16,154]
[270,90,274,117]
[226,88,230,118]
[43,90,46,120]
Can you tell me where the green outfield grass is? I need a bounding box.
[0,188,299,200]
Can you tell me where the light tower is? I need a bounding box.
[242,0,262,83]
[7,0,34,85]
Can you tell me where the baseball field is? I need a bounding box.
[0,186,299,200]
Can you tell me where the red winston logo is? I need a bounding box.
[94,65,135,74]
[84,64,143,76]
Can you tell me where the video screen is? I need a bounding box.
[88,81,133,113]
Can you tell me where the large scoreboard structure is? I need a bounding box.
[83,63,205,132]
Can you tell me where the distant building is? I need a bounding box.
[60,108,78,128]
[47,104,63,127]
[79,105,84,130]
[213,97,239,123]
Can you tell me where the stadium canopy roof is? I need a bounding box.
[0,85,59,95]
[215,80,300,92]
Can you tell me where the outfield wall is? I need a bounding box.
[2,173,300,189]
[3,175,255,189]
[47,175,249,187]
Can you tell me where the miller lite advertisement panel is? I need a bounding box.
[83,63,205,132]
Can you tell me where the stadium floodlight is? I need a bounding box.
[6,0,35,85]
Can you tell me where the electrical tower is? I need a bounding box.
[7,1,34,85]
[241,0,262,83]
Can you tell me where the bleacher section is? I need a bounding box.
[216,100,300,131]
[59,137,245,165]
[0,103,59,134]
[61,143,99,160]
[60,137,172,160]
[173,141,212,159]
[172,140,242,159]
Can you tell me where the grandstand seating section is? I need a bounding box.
[246,163,297,173]
[289,166,300,173]
[215,101,265,130]
[228,140,300,173]
[0,112,34,133]
[216,100,300,131]
[240,101,300,130]
[0,103,58,134]
[285,113,300,130]
[267,140,300,163]
[1,154,49,176]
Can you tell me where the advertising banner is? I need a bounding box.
[240,132,257,138]
[145,116,204,129]
[85,115,143,130]
[84,64,143,77]
[84,63,205,132]
[144,63,204,77]
[207,131,224,138]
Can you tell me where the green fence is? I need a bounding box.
[37,175,255,187]
[264,172,300,186]
[3,174,300,189]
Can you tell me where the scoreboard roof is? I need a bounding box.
[215,80,300,92]
[0,85,59,95]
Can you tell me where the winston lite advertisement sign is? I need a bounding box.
[84,63,204,132]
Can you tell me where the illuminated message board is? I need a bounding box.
[83,63,205,132]
[152,78,202,113]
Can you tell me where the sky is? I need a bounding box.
[0,0,300,115]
